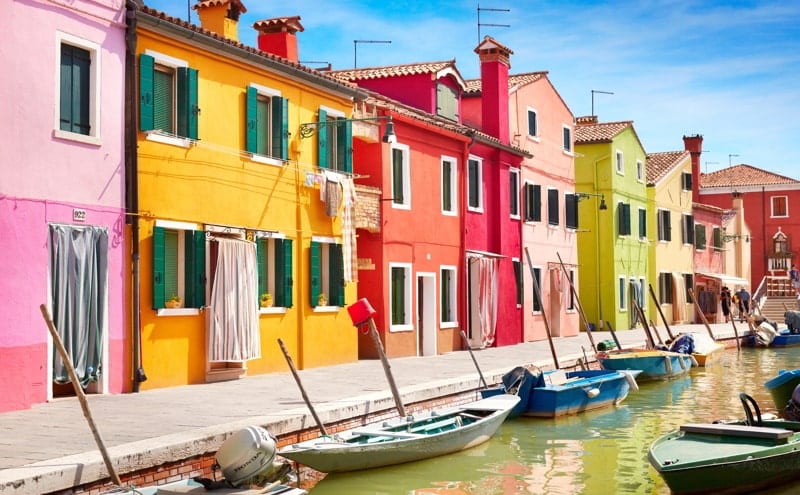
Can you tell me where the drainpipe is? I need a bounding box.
[460,131,475,348]
[126,0,146,392]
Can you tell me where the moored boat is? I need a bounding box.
[649,393,800,495]
[689,332,726,366]
[765,369,800,410]
[277,394,520,473]
[596,349,695,380]
[113,479,307,495]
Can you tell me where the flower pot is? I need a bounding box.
[166,300,182,309]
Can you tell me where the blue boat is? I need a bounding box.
[481,366,640,418]
[743,329,800,348]
[596,349,696,381]
[765,369,800,410]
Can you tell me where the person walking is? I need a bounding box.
[720,286,732,323]
[790,265,800,297]
[737,287,751,322]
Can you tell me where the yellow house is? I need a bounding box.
[645,151,695,326]
[131,1,365,389]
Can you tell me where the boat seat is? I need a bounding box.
[680,423,794,439]
[408,416,461,433]
[545,370,569,386]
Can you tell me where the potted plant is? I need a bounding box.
[166,294,182,309]
[260,293,273,308]
[317,293,328,307]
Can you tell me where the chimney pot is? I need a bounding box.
[254,16,304,62]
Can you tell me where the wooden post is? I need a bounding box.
[277,338,328,436]
[648,284,674,340]
[366,318,406,417]
[729,318,741,352]
[688,288,716,341]
[632,299,655,349]
[555,252,597,352]
[605,320,623,351]
[524,248,560,369]
[649,319,664,345]
[460,330,488,389]
[39,304,122,486]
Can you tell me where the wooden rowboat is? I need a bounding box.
[649,393,800,495]
[688,332,726,367]
[277,394,519,473]
[113,478,306,494]
[596,349,696,381]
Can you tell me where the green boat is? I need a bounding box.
[648,393,800,494]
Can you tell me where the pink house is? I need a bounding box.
[0,0,127,411]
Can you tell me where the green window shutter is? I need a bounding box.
[177,67,198,139]
[152,226,166,308]
[565,194,577,229]
[60,44,91,135]
[392,148,404,203]
[245,86,258,153]
[639,209,647,238]
[532,268,541,312]
[256,238,267,300]
[272,96,288,160]
[391,267,405,325]
[547,189,559,225]
[330,243,344,307]
[139,54,155,131]
[340,119,352,173]
[276,238,293,308]
[256,97,269,156]
[441,269,450,321]
[442,161,452,211]
[468,160,479,208]
[309,241,321,305]
[317,109,328,169]
[152,69,173,133]
[532,185,542,222]
[713,227,722,249]
[184,230,206,308]
[618,203,631,235]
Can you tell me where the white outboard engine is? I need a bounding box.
[215,426,277,487]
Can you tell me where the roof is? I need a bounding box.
[252,16,304,34]
[700,164,799,188]
[646,150,689,184]
[192,0,246,13]
[330,61,465,87]
[463,71,547,95]
[574,120,633,144]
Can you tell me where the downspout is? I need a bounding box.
[126,0,146,391]
[460,131,476,348]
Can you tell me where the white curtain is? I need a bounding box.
[672,273,687,322]
[549,268,563,336]
[208,238,261,362]
[478,257,498,348]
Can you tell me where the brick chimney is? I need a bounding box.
[193,0,247,42]
[475,36,512,143]
[254,16,304,63]
[682,134,703,203]
[576,115,598,125]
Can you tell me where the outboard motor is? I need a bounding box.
[785,384,800,421]
[215,426,278,487]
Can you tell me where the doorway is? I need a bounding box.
[416,273,436,356]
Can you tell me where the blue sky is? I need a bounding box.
[145,1,800,179]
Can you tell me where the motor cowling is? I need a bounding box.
[215,426,277,487]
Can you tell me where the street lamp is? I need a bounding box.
[298,115,396,144]
[576,192,608,210]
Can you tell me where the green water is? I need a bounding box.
[307,347,800,494]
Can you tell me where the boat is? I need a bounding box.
[277,394,520,473]
[480,366,640,418]
[113,479,306,494]
[742,329,800,347]
[596,348,695,380]
[765,369,800,410]
[688,332,726,366]
[649,393,800,495]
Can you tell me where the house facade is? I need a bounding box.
[0,0,128,411]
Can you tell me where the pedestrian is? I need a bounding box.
[720,286,732,323]
[790,265,800,297]
[737,287,751,322]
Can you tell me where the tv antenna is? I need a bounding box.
[477,4,510,42]
[353,39,391,68]
[591,90,614,116]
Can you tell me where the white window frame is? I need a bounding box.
[638,207,647,241]
[615,150,624,175]
[562,125,573,154]
[440,265,458,328]
[440,155,458,216]
[390,142,411,210]
[248,83,284,167]
[618,276,627,311]
[254,231,288,313]
[54,32,102,146]
[636,160,644,182]
[467,155,484,213]
[389,262,413,331]
[526,107,540,141]
[771,195,789,218]
[142,49,191,148]
[510,168,520,220]
[530,264,543,314]
[154,219,202,316]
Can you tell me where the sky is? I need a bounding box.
[144,0,800,179]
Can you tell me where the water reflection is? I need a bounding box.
[309,348,800,494]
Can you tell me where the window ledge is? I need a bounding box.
[389,324,414,333]
[440,322,459,329]
[527,135,541,143]
[562,150,575,157]
[146,131,191,148]
[260,307,287,315]
[249,154,285,167]
[53,129,101,146]
[157,307,200,317]
[313,306,339,313]
[391,203,412,210]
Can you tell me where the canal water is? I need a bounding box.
[307,347,799,494]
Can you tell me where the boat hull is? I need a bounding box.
[693,343,725,367]
[596,349,694,380]
[649,421,800,495]
[743,332,800,347]
[765,369,800,409]
[278,394,519,473]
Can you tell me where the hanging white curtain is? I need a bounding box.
[208,238,261,362]
[549,268,563,336]
[478,257,498,348]
[672,273,687,322]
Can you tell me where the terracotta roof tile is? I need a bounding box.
[574,120,632,144]
[463,71,547,95]
[700,164,799,188]
[646,150,689,184]
[330,61,458,82]
[192,0,246,13]
[253,16,304,34]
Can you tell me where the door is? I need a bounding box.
[417,273,436,356]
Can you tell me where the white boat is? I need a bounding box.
[278,394,520,473]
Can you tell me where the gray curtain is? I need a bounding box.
[49,224,108,386]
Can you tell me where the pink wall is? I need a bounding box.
[0,0,127,411]
[693,206,725,275]
[352,74,437,115]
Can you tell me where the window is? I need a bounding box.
[317,107,351,173]
[256,235,293,308]
[436,83,458,121]
[682,172,693,191]
[562,126,572,152]
[57,33,100,144]
[636,160,644,182]
[771,196,788,218]
[527,108,538,138]
[638,208,647,239]
[441,156,457,215]
[531,267,542,312]
[152,223,206,309]
[245,84,288,161]
[391,143,411,208]
[694,224,706,250]
[658,272,673,304]
[617,202,631,236]
[309,239,344,307]
[712,227,723,250]
[618,276,626,311]
[682,214,695,245]
[513,259,523,305]
[684,273,694,304]
[657,209,672,241]
[509,168,520,218]
[565,193,578,229]
[467,156,483,211]
[440,266,457,325]
[390,263,412,328]
[615,150,624,174]
[139,51,198,142]
[524,183,541,222]
[547,188,559,226]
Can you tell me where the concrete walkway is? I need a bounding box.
[0,322,742,493]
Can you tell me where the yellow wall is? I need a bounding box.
[135,27,358,390]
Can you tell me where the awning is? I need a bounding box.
[696,272,750,288]
[466,249,506,259]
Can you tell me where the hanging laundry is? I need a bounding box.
[341,178,358,281]
[325,172,341,217]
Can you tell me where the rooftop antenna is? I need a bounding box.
[187,0,191,23]
[704,161,719,173]
[477,3,510,42]
[591,90,614,116]
[353,39,391,68]
[728,154,740,167]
